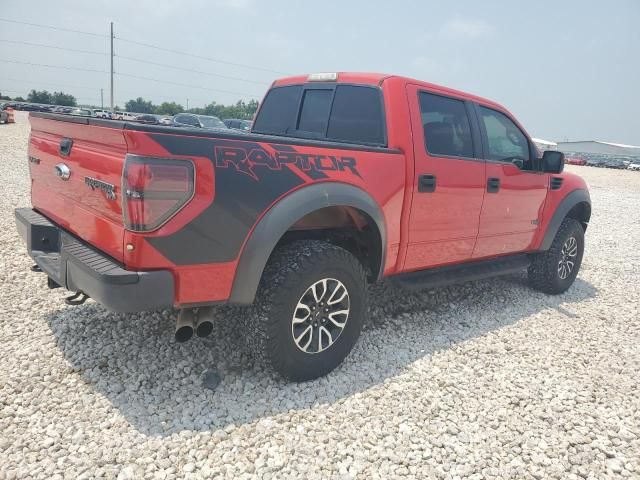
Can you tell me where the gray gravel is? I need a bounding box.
[1,111,639,479]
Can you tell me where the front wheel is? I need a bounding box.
[247,240,368,381]
[528,218,585,294]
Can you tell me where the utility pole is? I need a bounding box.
[100,88,104,110]
[186,98,189,110]
[110,22,114,112]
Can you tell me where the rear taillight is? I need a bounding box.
[122,154,195,232]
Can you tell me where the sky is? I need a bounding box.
[1,0,639,144]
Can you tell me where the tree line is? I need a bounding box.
[0,90,260,119]
[0,90,77,106]
[124,97,259,118]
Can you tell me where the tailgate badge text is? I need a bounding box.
[85,177,117,200]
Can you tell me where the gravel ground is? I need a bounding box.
[1,111,639,479]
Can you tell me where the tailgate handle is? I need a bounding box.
[59,138,74,157]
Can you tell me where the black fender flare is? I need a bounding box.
[539,189,591,251]
[228,182,387,304]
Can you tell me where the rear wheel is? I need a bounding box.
[528,218,584,294]
[247,240,368,381]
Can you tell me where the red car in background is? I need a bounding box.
[565,156,587,166]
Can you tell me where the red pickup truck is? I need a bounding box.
[16,72,591,380]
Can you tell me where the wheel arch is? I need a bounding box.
[228,182,386,305]
[539,189,591,251]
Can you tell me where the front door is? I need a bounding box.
[473,104,548,258]
[404,85,486,271]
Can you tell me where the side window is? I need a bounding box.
[297,89,332,134]
[478,106,530,165]
[327,85,385,144]
[419,92,474,158]
[252,85,302,135]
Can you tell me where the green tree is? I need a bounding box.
[125,97,155,113]
[14,96,25,102]
[51,91,76,107]
[155,102,184,115]
[27,89,52,104]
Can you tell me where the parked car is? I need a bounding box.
[158,116,173,125]
[172,113,228,130]
[15,72,591,381]
[52,106,73,114]
[70,108,94,117]
[94,109,112,119]
[565,156,586,166]
[135,114,161,124]
[628,163,640,171]
[603,158,626,169]
[224,118,252,131]
[0,103,8,124]
[113,111,137,121]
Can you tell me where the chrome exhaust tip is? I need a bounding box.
[175,309,196,343]
[195,307,214,338]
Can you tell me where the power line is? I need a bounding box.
[116,55,270,86]
[115,72,260,98]
[0,39,106,55]
[0,61,259,99]
[0,18,108,37]
[0,76,103,91]
[116,36,289,76]
[0,58,108,74]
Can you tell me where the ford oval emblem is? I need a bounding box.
[54,163,71,180]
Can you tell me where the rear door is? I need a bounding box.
[28,115,127,261]
[404,85,486,270]
[472,104,548,258]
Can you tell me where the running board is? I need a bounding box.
[392,254,531,291]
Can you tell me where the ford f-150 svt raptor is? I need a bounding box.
[16,72,591,381]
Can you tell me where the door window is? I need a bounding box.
[419,92,474,158]
[478,106,531,168]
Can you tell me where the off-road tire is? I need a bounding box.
[246,240,368,381]
[528,218,584,294]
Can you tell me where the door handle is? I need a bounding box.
[487,177,500,193]
[418,174,436,193]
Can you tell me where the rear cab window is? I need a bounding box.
[252,83,386,146]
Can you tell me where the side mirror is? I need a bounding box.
[542,150,565,174]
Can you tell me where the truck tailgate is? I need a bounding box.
[28,114,127,262]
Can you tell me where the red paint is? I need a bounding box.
[27,73,589,307]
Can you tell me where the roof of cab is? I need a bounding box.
[272,72,504,110]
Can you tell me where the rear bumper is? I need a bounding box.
[15,208,175,312]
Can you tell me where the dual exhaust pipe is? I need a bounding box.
[175,307,215,343]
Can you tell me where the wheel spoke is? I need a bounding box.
[294,325,313,351]
[327,283,347,305]
[318,326,331,352]
[566,260,574,273]
[328,309,349,328]
[292,302,311,324]
[567,245,578,257]
[311,279,327,303]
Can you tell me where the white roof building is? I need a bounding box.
[556,140,640,155]
[531,137,557,152]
